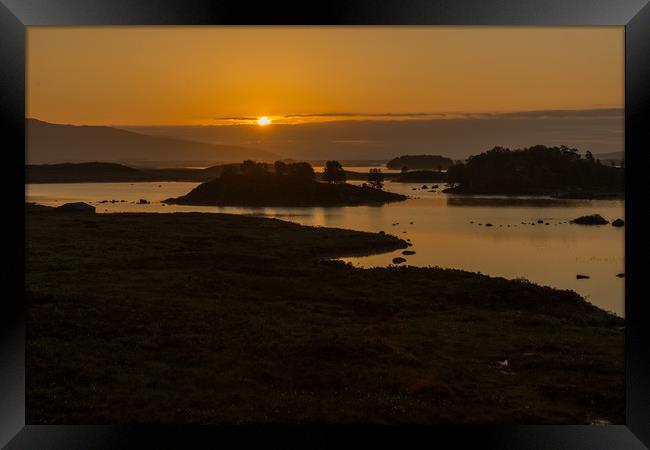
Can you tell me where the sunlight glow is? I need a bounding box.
[257,116,271,126]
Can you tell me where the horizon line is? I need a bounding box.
[28,107,624,128]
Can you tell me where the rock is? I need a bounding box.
[137,199,150,204]
[485,223,493,227]
[409,221,414,224]
[576,274,590,279]
[537,220,544,223]
[56,202,95,213]
[378,231,385,235]
[402,250,416,255]
[422,185,428,189]
[616,273,625,278]
[392,257,407,264]
[571,214,608,225]
[431,185,439,188]
[612,218,625,227]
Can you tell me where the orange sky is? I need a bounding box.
[27,26,624,126]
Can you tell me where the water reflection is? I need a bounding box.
[446,196,590,207]
[26,181,625,316]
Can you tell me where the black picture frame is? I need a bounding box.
[2,0,649,448]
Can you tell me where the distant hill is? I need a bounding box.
[386,155,453,170]
[26,161,239,184]
[27,119,279,165]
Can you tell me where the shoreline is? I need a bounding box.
[26,210,623,424]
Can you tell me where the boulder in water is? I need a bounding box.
[392,257,407,264]
[611,218,625,227]
[576,274,590,279]
[571,214,608,225]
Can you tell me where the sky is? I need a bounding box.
[27,26,624,126]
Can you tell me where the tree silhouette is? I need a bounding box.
[368,168,384,190]
[445,145,623,194]
[287,162,315,181]
[274,161,287,175]
[323,160,346,183]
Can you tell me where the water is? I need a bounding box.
[26,181,625,317]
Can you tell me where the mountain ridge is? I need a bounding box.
[27,118,279,165]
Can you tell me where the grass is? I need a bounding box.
[26,210,623,424]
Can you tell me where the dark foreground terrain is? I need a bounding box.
[26,210,623,424]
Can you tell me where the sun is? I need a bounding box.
[257,116,271,126]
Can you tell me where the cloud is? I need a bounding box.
[213,108,623,122]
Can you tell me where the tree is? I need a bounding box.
[220,164,238,177]
[368,168,384,190]
[287,162,315,181]
[323,160,346,183]
[241,160,259,174]
[274,160,287,175]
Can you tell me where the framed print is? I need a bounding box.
[2,0,649,448]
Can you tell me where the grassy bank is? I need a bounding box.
[26,211,623,424]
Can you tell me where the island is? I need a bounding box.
[26,207,623,424]
[392,170,447,183]
[164,161,407,207]
[443,145,624,196]
[386,154,454,170]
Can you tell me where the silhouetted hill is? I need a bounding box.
[165,167,407,207]
[25,161,240,183]
[386,154,453,170]
[445,145,624,195]
[27,119,279,164]
[26,162,155,183]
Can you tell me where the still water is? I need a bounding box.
[26,181,625,316]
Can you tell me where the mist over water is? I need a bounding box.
[27,180,624,317]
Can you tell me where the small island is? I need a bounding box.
[393,170,447,183]
[165,160,407,207]
[386,154,454,171]
[444,145,624,196]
